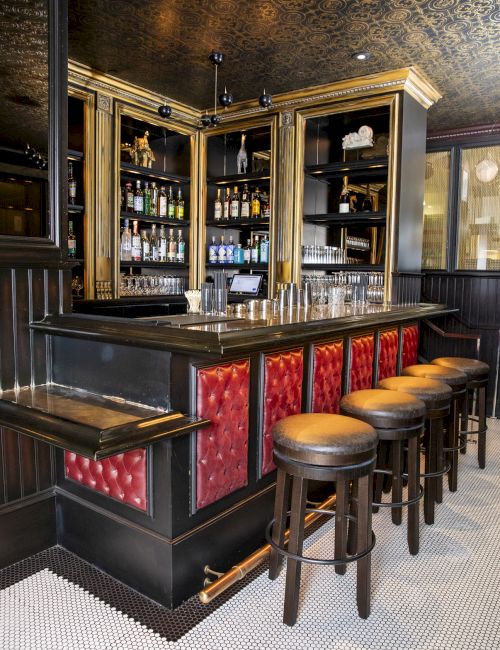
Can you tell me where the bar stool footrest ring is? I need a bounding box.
[419,462,452,479]
[372,469,424,508]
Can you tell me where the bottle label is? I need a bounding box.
[252,199,260,217]
[159,196,167,216]
[226,245,234,263]
[240,202,250,218]
[68,240,76,256]
[230,200,239,218]
[142,241,150,258]
[218,245,227,263]
[339,202,350,214]
[209,244,218,263]
[134,196,143,213]
[223,202,230,219]
[177,242,185,263]
[251,248,259,264]
[234,247,244,264]
[151,245,159,262]
[159,241,167,261]
[168,203,175,218]
[131,236,141,261]
[68,181,77,200]
[260,241,269,263]
[127,193,134,210]
[214,203,222,220]
[243,249,251,263]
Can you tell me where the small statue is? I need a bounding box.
[121,131,156,168]
[237,133,248,174]
[342,125,374,150]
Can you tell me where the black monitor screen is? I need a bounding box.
[229,274,263,295]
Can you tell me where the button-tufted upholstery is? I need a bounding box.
[311,340,343,414]
[432,357,489,379]
[196,360,250,510]
[350,334,375,391]
[402,364,467,387]
[341,389,426,430]
[64,449,147,511]
[402,324,419,368]
[379,376,452,409]
[262,349,304,476]
[378,329,398,381]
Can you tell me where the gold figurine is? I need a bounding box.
[121,130,156,168]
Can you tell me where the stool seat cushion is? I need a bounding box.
[432,357,489,379]
[272,413,377,467]
[340,389,426,430]
[378,376,452,410]
[402,364,467,387]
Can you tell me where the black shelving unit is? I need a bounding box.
[301,264,384,271]
[303,211,386,226]
[68,204,84,214]
[120,211,189,226]
[205,263,268,271]
[120,162,190,185]
[207,171,270,185]
[205,217,270,229]
[304,157,388,179]
[120,261,188,269]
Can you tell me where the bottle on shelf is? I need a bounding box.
[251,235,260,264]
[175,187,184,220]
[167,228,177,262]
[243,239,251,264]
[140,229,151,261]
[134,180,144,214]
[158,225,167,261]
[240,184,250,218]
[260,234,269,263]
[177,229,185,263]
[261,193,271,219]
[167,186,175,219]
[223,187,231,220]
[208,236,218,263]
[125,182,134,213]
[67,220,77,258]
[226,235,235,263]
[362,185,372,212]
[218,235,227,264]
[339,176,350,214]
[131,220,141,261]
[214,188,222,221]
[230,186,240,219]
[120,218,132,261]
[158,186,167,217]
[234,243,244,264]
[68,162,77,205]
[150,182,158,217]
[251,188,261,218]
[150,224,159,261]
[143,181,151,216]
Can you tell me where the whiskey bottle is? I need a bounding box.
[214,188,222,221]
[223,187,231,220]
[208,236,218,263]
[175,187,184,220]
[158,225,167,261]
[167,186,175,219]
[120,218,132,261]
[240,184,250,218]
[261,193,271,219]
[140,229,151,262]
[150,182,158,216]
[134,180,144,214]
[143,181,151,216]
[125,182,134,213]
[150,224,159,261]
[131,220,141,261]
[67,220,76,258]
[338,176,350,214]
[230,186,240,219]
[251,236,260,264]
[243,239,251,264]
[167,228,177,262]
[251,188,261,218]
[176,229,185,263]
[158,186,167,217]
[68,162,77,205]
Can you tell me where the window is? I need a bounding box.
[422,151,450,270]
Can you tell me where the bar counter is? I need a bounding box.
[3,302,451,607]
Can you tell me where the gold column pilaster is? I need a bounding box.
[276,110,297,287]
[95,93,114,294]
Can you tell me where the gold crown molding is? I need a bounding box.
[68,60,200,126]
[427,123,500,142]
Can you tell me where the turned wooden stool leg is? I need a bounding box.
[424,417,438,525]
[447,398,459,492]
[392,440,403,526]
[347,478,358,556]
[478,385,486,469]
[435,416,444,504]
[356,473,372,619]
[283,475,308,627]
[460,390,469,454]
[335,478,348,575]
[407,435,420,555]
[269,468,290,580]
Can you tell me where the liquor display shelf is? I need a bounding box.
[304,157,388,179]
[120,261,188,269]
[68,258,84,264]
[67,149,84,161]
[120,162,190,185]
[68,204,84,213]
[301,263,384,271]
[120,211,190,227]
[206,218,270,229]
[303,211,386,226]
[205,263,268,271]
[207,171,271,185]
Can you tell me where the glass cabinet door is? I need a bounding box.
[422,151,450,270]
[457,145,500,271]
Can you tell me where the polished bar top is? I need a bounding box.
[31,303,453,355]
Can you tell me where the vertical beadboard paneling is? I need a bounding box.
[0,269,16,390]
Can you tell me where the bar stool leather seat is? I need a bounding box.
[432,357,489,379]
[402,363,467,386]
[339,389,426,431]
[378,376,452,408]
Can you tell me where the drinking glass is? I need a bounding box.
[201,283,215,314]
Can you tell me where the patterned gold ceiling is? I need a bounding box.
[68,0,500,130]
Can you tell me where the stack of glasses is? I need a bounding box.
[200,271,228,316]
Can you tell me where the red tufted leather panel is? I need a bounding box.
[311,341,344,414]
[196,360,250,510]
[262,348,304,476]
[402,324,419,368]
[64,449,147,511]
[350,334,375,391]
[378,329,399,381]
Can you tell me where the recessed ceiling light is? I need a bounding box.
[352,52,371,61]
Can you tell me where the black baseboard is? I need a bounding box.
[0,492,56,569]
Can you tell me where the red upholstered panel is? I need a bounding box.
[262,348,304,476]
[312,341,344,414]
[196,360,250,510]
[378,329,399,381]
[64,449,147,511]
[350,334,375,391]
[402,324,419,368]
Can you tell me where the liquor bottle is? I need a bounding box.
[140,229,151,262]
[223,187,231,220]
[150,182,158,216]
[167,228,177,262]
[338,176,350,214]
[167,186,175,219]
[259,234,269,264]
[150,224,159,261]
[125,182,134,213]
[261,193,271,219]
[218,235,227,264]
[68,162,77,205]
[214,188,222,221]
[234,243,244,264]
[67,220,76,258]
[362,185,372,212]
[243,239,251,264]
[120,218,132,261]
[251,188,261,218]
[120,185,125,211]
[230,186,240,219]
[240,184,250,218]
[251,235,260,264]
[175,187,184,220]
[143,181,151,216]
[134,180,144,214]
[158,225,167,261]
[176,229,185,263]
[208,236,218,263]
[158,186,167,217]
[131,220,141,261]
[226,235,235,264]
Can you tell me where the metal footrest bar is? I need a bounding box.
[444,437,467,453]
[419,462,452,479]
[371,468,424,508]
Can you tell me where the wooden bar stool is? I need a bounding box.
[378,376,452,525]
[267,413,378,625]
[432,357,489,469]
[340,390,425,555]
[401,364,467,496]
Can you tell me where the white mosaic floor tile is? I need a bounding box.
[1,419,500,649]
